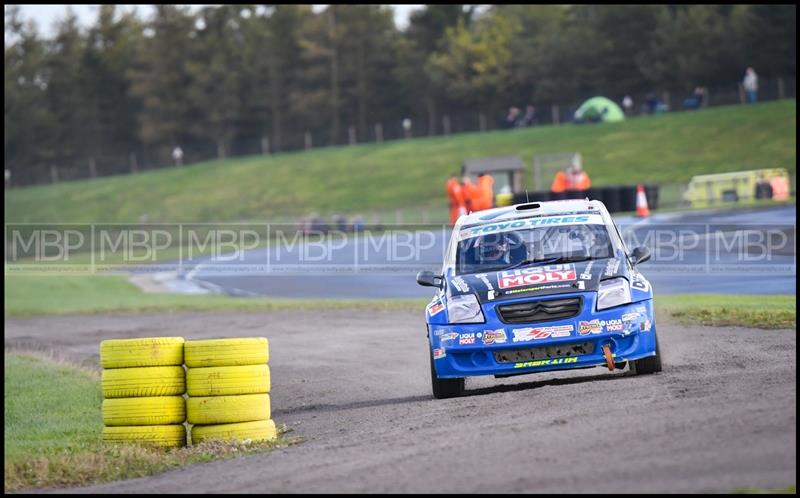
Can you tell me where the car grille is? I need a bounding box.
[494,341,595,363]
[496,297,582,324]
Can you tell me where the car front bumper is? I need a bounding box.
[429,294,657,379]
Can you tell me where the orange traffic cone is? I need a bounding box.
[635,184,650,218]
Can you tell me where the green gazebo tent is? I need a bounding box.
[573,96,625,123]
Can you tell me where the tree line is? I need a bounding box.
[4,4,796,186]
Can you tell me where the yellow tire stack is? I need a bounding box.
[100,337,187,448]
[185,338,277,444]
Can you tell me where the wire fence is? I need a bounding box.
[5,76,795,189]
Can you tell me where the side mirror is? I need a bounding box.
[416,271,444,288]
[629,246,651,266]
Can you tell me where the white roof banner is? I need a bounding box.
[458,214,605,240]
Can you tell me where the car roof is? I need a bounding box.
[457,199,607,228]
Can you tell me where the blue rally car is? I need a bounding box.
[417,199,661,399]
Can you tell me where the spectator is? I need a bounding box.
[172,145,184,166]
[500,106,521,129]
[645,93,658,114]
[743,67,758,103]
[352,215,365,233]
[461,175,479,213]
[445,176,466,224]
[518,104,538,127]
[622,95,634,116]
[644,92,669,114]
[333,213,349,232]
[683,87,705,110]
[474,173,495,211]
[551,155,591,193]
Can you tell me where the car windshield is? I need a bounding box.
[455,218,614,275]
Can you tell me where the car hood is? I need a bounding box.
[446,257,627,303]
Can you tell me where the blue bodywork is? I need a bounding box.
[427,267,656,378]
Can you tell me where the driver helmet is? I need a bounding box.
[478,233,508,263]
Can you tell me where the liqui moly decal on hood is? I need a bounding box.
[496,264,576,290]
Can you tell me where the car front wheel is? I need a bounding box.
[429,350,464,399]
[631,332,663,375]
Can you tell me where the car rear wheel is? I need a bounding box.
[631,332,662,375]
[429,350,464,399]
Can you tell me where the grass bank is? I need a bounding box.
[3,353,298,492]
[5,100,795,224]
[658,294,796,329]
[5,275,795,330]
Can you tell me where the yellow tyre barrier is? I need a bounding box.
[191,419,277,445]
[102,425,186,448]
[186,365,270,397]
[184,338,269,367]
[102,396,186,426]
[187,393,270,425]
[102,366,186,398]
[100,337,184,369]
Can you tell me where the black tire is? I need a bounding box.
[429,350,464,399]
[631,333,663,375]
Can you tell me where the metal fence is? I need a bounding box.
[5,76,795,189]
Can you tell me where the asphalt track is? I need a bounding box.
[5,309,795,493]
[179,206,796,298]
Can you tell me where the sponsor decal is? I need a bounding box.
[487,290,496,300]
[580,261,594,280]
[459,214,604,240]
[575,281,585,290]
[497,264,576,290]
[482,329,507,345]
[578,320,603,335]
[640,320,652,332]
[621,312,640,322]
[579,319,625,334]
[603,258,621,277]
[630,273,651,293]
[459,333,476,345]
[439,332,459,342]
[475,273,495,291]
[451,276,470,293]
[512,325,573,342]
[433,348,446,360]
[428,302,445,316]
[514,357,578,368]
[503,282,574,295]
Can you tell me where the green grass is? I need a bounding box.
[3,352,299,492]
[732,485,796,494]
[4,275,427,317]
[658,294,796,329]
[5,100,796,224]
[6,276,796,331]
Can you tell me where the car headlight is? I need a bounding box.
[597,277,632,310]
[447,294,485,324]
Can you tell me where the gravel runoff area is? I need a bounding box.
[5,309,796,493]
